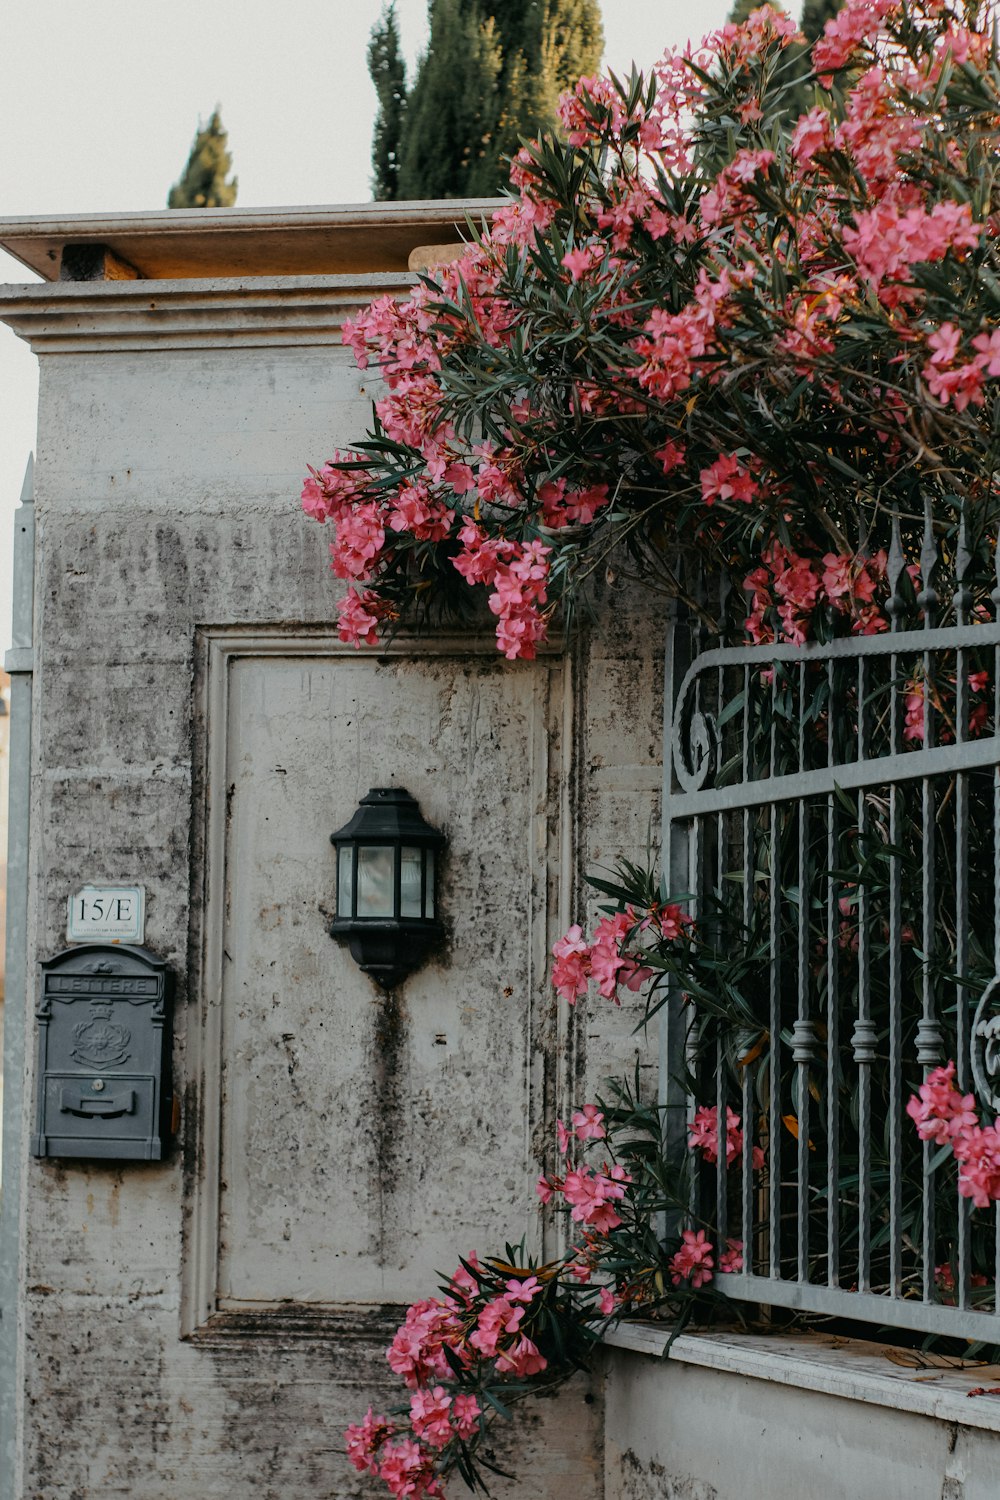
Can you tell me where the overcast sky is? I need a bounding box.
[0,0,731,650]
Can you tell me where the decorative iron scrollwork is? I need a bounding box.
[671,693,719,793]
[971,976,1000,1112]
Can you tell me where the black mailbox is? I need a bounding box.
[32,944,174,1161]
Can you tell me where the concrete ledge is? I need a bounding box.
[0,272,417,352]
[606,1322,1000,1432]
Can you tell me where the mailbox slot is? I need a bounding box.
[32,944,173,1161]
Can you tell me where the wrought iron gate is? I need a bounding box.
[661,504,1000,1340]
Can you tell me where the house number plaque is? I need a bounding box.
[67,885,145,944]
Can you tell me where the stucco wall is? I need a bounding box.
[604,1337,1000,1500]
[2,265,663,1498]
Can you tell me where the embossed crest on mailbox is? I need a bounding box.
[32,944,174,1160]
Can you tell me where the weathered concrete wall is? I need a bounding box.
[605,1338,1000,1500]
[1,265,662,1497]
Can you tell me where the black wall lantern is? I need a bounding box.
[329,788,446,988]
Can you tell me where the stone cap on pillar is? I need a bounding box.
[0,200,503,283]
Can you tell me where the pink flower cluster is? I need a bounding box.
[700,453,758,507]
[907,1062,1000,1209]
[812,0,898,77]
[348,1254,560,1495]
[903,669,991,744]
[668,1229,715,1288]
[346,1412,446,1499]
[537,1162,632,1234]
[924,322,1000,413]
[687,1105,765,1171]
[556,1104,607,1154]
[744,543,888,646]
[551,903,691,1006]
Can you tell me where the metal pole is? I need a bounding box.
[0,454,35,1500]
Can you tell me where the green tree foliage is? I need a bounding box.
[369,6,408,200]
[370,0,603,201]
[800,0,846,44]
[167,110,238,209]
[396,0,505,199]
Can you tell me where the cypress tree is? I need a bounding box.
[396,1,504,200]
[369,5,408,200]
[167,110,238,209]
[371,0,603,201]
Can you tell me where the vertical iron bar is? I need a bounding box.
[793,795,813,1283]
[826,652,840,1287]
[887,513,905,1299]
[741,667,754,1271]
[854,653,874,1293]
[954,511,972,1308]
[917,497,943,1301]
[769,793,782,1280]
[993,538,1000,1303]
[716,641,729,1246]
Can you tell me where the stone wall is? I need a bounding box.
[0,249,663,1498]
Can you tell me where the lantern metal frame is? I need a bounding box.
[329,787,445,989]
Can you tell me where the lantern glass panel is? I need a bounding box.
[400,847,422,918]
[357,845,394,917]
[425,848,435,918]
[337,845,353,917]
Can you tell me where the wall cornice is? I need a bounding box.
[0,273,415,353]
[0,200,502,281]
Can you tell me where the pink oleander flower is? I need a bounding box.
[654,902,693,942]
[505,1275,541,1304]
[669,1228,715,1289]
[954,1123,1000,1210]
[346,1407,395,1476]
[687,1104,764,1170]
[551,924,591,1003]
[536,1172,562,1204]
[495,1335,548,1377]
[562,244,606,281]
[451,1393,481,1440]
[337,588,392,649]
[379,1438,444,1500]
[791,105,833,164]
[410,1387,454,1451]
[812,0,898,76]
[387,1299,465,1389]
[561,1163,632,1231]
[598,1285,617,1316]
[447,1255,480,1306]
[719,1238,745,1274]
[572,1104,606,1142]
[903,680,925,742]
[907,1062,1000,1209]
[700,453,757,506]
[468,1295,524,1358]
[557,1118,572,1155]
[589,909,653,1001]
